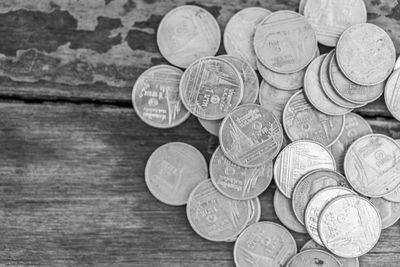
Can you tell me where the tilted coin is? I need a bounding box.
[292,169,350,225]
[180,57,243,120]
[248,197,261,225]
[219,104,283,167]
[336,23,395,86]
[305,186,356,245]
[274,140,336,198]
[234,221,297,267]
[145,142,208,205]
[319,195,381,258]
[370,197,400,229]
[384,69,400,122]
[330,112,373,173]
[273,189,307,234]
[132,65,190,128]
[157,5,221,68]
[210,146,273,200]
[299,0,308,14]
[254,10,317,73]
[187,179,251,242]
[383,141,400,202]
[224,7,272,70]
[304,0,367,47]
[395,56,400,70]
[286,249,342,267]
[218,55,259,104]
[344,134,400,197]
[283,90,345,147]
[198,118,222,136]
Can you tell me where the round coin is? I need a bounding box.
[145,142,208,205]
[336,23,395,86]
[370,197,400,229]
[319,195,381,258]
[385,69,400,122]
[198,118,222,136]
[274,140,336,198]
[180,57,243,120]
[157,5,221,68]
[254,10,317,73]
[286,249,342,267]
[234,221,297,267]
[344,134,400,197]
[219,104,283,167]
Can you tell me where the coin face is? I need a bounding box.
[336,23,395,86]
[198,118,222,136]
[132,65,190,128]
[385,69,400,122]
[286,249,342,267]
[210,146,273,200]
[224,7,272,70]
[345,134,400,197]
[180,57,243,120]
[330,113,373,173]
[283,90,345,147]
[234,221,297,267]
[304,0,367,47]
[273,189,308,234]
[187,179,251,242]
[157,5,221,68]
[218,55,259,104]
[274,140,336,198]
[292,169,350,225]
[219,104,283,167]
[370,197,400,229]
[254,10,317,73]
[319,195,381,258]
[145,142,208,205]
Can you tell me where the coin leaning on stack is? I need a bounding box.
[132,2,400,266]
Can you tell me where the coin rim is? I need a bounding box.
[286,249,342,267]
[384,68,400,122]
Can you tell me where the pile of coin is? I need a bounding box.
[133,2,400,266]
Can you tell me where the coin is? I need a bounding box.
[157,5,221,68]
[224,7,272,70]
[292,169,350,225]
[187,179,251,242]
[198,118,222,136]
[319,195,381,258]
[303,0,367,47]
[283,90,345,147]
[304,54,352,116]
[395,56,400,70]
[370,197,400,229]
[218,55,259,104]
[344,134,400,197]
[286,249,342,267]
[336,23,395,86]
[234,221,297,267]
[132,65,190,128]
[305,186,356,245]
[330,113,373,173]
[248,197,261,225]
[385,69,400,121]
[145,142,208,205]
[210,146,273,200]
[273,189,308,234]
[274,140,336,198]
[254,10,317,74]
[219,104,283,167]
[180,57,243,120]
[299,0,308,14]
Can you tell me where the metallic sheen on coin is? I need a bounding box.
[198,118,222,136]
[370,197,400,229]
[286,249,342,267]
[385,69,400,122]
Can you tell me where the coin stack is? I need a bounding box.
[133,1,400,266]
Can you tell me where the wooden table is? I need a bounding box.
[0,0,399,266]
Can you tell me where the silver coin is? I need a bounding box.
[273,189,308,234]
[286,249,342,267]
[218,55,259,104]
[224,7,272,70]
[383,140,400,202]
[180,57,243,120]
[283,90,345,147]
[370,197,400,229]
[336,23,395,86]
[344,134,400,197]
[248,197,261,225]
[219,104,283,168]
[299,0,308,14]
[145,142,208,205]
[330,113,373,173]
[234,221,297,267]
[384,69,400,122]
[198,118,222,136]
[157,5,221,68]
[292,169,350,225]
[395,56,400,70]
[187,179,251,242]
[210,146,273,200]
[254,10,317,74]
[319,195,381,258]
[132,65,190,128]
[274,140,336,198]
